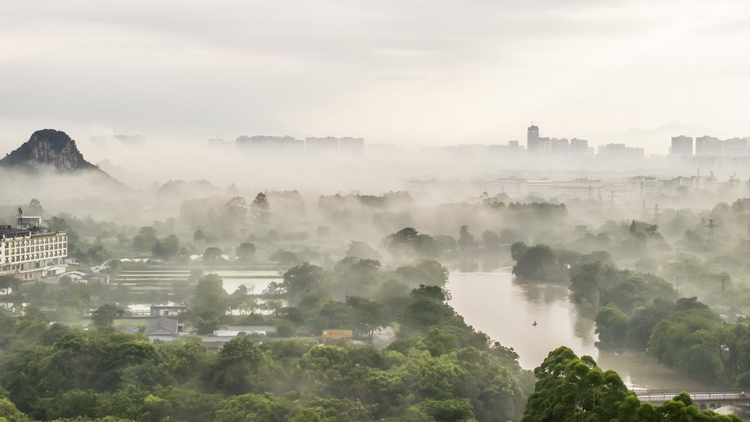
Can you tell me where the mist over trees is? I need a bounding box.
[3,140,750,421]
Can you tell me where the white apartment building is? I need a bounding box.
[0,226,68,282]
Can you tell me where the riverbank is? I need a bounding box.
[447,270,708,390]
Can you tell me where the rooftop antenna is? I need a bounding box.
[16,207,22,230]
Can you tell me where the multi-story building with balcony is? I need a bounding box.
[0,221,68,282]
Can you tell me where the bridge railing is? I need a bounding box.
[633,389,748,395]
[636,392,748,403]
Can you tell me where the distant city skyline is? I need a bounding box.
[3,1,750,154]
[0,120,734,157]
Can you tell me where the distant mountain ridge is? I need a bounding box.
[0,129,105,174]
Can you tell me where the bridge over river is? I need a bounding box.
[637,390,750,410]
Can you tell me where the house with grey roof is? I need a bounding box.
[145,317,179,342]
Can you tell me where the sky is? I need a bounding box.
[2,0,750,154]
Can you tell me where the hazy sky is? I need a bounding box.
[2,0,750,153]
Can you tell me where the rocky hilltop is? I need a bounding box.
[0,129,105,174]
[0,129,130,193]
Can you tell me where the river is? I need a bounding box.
[447,270,707,390]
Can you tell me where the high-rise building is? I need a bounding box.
[548,138,568,155]
[236,135,303,153]
[598,143,626,158]
[670,135,693,156]
[305,137,339,154]
[695,136,721,156]
[487,141,522,156]
[570,138,589,155]
[527,125,540,152]
[526,125,583,155]
[598,144,644,160]
[338,137,365,155]
[695,136,749,157]
[722,138,749,157]
[537,137,552,154]
[627,147,645,159]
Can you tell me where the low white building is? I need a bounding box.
[212,325,278,337]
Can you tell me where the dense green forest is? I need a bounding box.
[5,193,750,420]
[0,264,534,422]
[523,347,741,422]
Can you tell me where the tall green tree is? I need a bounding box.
[236,242,256,262]
[152,234,180,261]
[91,303,126,326]
[282,263,325,304]
[202,247,224,263]
[251,193,271,224]
[133,227,158,252]
[457,225,477,250]
[346,296,388,342]
[213,337,266,395]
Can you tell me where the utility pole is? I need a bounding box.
[706,219,717,242]
[721,276,727,312]
[675,275,680,296]
[653,204,659,227]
